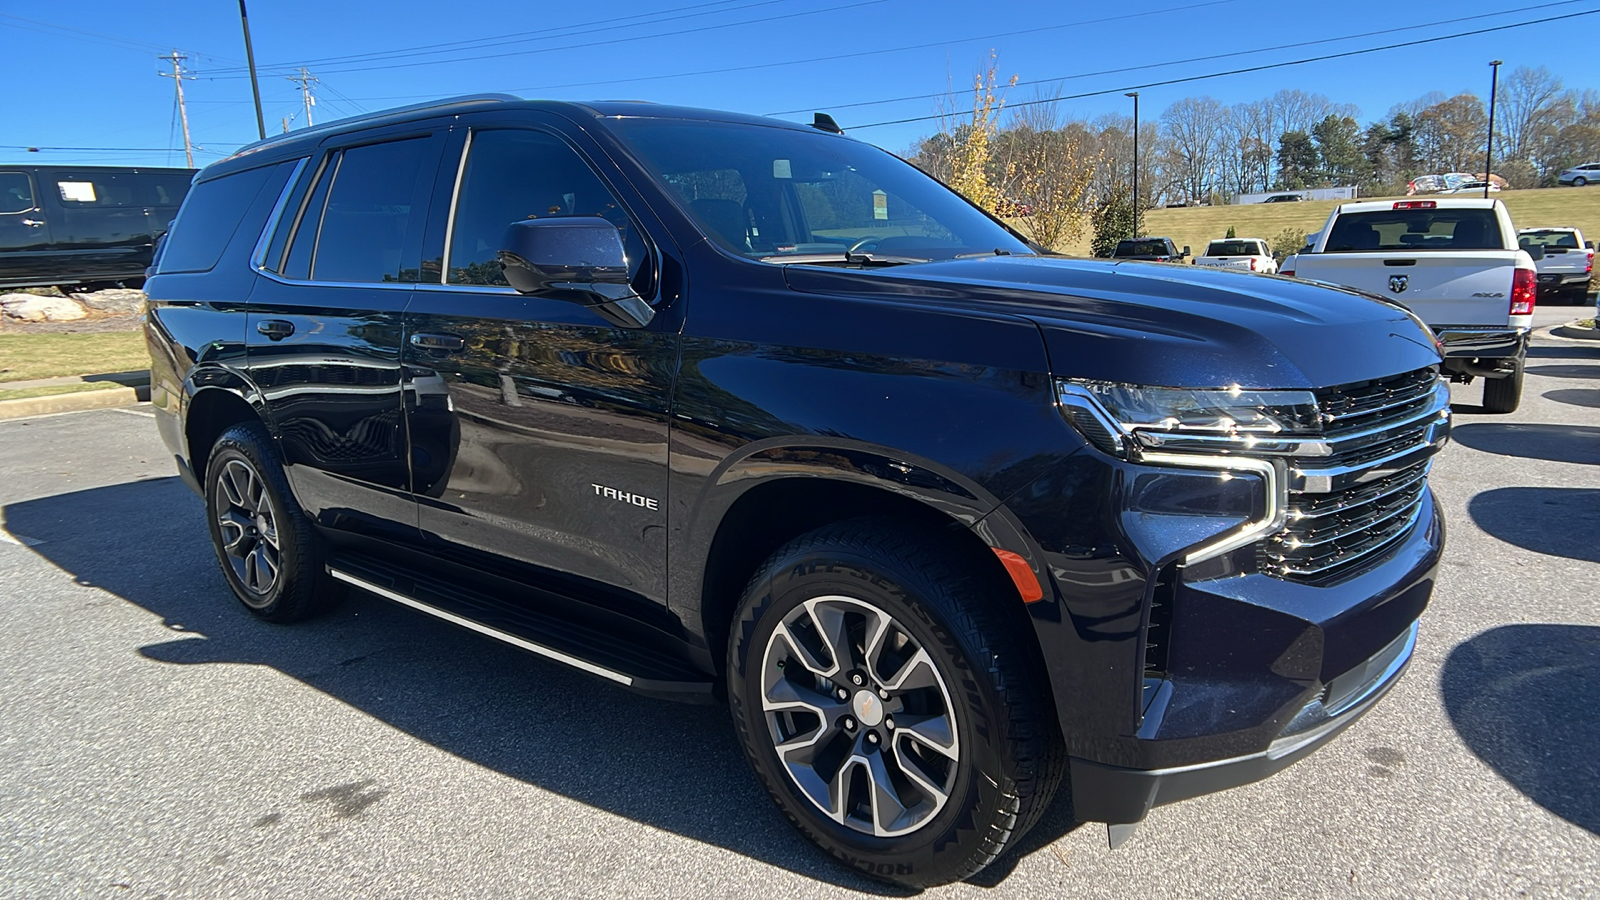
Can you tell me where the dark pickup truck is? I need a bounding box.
[145,95,1447,887]
[1111,236,1190,262]
[0,164,194,289]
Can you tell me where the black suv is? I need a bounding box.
[146,96,1448,887]
[1110,236,1189,262]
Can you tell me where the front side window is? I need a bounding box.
[609,119,1031,264]
[1324,209,1503,252]
[0,173,33,214]
[446,129,648,288]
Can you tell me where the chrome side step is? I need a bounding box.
[330,567,634,685]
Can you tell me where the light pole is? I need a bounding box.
[1126,91,1140,239]
[238,0,267,140]
[1484,60,1502,199]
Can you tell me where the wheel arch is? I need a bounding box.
[184,382,267,485]
[689,446,1050,681]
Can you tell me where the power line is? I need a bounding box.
[766,0,1592,116]
[0,12,242,65]
[195,0,893,80]
[500,0,1241,96]
[197,0,777,75]
[848,7,1600,129]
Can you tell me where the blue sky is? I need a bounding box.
[4,0,1597,169]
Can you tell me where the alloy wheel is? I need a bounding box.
[213,457,282,603]
[760,595,960,838]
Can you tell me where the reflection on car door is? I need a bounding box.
[402,119,678,606]
[246,125,446,542]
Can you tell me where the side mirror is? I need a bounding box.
[1181,246,1191,257]
[497,217,653,328]
[1525,244,1545,261]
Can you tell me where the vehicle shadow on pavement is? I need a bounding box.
[1441,624,1600,837]
[1466,487,1600,564]
[1449,423,1600,466]
[1542,387,1600,409]
[1,477,915,895]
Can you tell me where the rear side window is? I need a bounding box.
[142,174,195,207]
[1325,209,1504,252]
[310,138,431,283]
[0,172,34,214]
[54,173,141,207]
[158,164,279,274]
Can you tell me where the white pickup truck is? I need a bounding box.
[1289,198,1537,413]
[1194,237,1277,274]
[1518,226,1593,305]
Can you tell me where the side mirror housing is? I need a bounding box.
[1181,245,1191,257]
[1524,243,1545,261]
[497,217,652,328]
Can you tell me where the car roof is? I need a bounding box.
[1335,198,1501,213]
[203,94,821,182]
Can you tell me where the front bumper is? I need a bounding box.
[1070,621,1417,823]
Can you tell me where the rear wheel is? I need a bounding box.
[1574,176,1589,187]
[204,423,342,622]
[1482,355,1524,414]
[727,518,1064,887]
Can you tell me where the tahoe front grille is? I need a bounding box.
[1257,366,1446,584]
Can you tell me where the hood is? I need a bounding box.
[783,256,1442,389]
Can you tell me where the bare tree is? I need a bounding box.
[1414,94,1488,172]
[1160,96,1226,202]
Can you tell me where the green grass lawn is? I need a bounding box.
[0,332,148,383]
[0,382,123,402]
[1053,186,1600,259]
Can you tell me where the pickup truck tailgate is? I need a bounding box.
[1295,251,1517,326]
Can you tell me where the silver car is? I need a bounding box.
[1558,162,1600,186]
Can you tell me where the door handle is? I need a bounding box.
[255,319,295,340]
[21,219,44,227]
[410,333,464,351]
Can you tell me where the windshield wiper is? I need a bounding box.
[757,252,927,267]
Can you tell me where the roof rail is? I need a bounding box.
[227,93,521,160]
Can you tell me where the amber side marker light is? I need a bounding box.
[992,548,1045,603]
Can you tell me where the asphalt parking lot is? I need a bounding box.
[1,306,1596,899]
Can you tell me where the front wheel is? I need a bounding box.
[727,519,1064,887]
[1482,355,1525,414]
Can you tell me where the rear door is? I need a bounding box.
[1303,206,1516,326]
[0,170,53,283]
[401,113,680,606]
[246,123,447,542]
[41,170,154,280]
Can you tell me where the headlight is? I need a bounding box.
[1057,380,1320,457]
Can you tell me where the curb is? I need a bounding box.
[0,384,150,421]
[1550,324,1600,341]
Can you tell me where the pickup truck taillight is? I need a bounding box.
[1511,268,1537,315]
[1280,267,1294,278]
[1586,249,1594,274]
[1249,258,1257,271]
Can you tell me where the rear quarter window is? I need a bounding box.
[158,164,282,274]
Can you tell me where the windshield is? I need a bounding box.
[1206,240,1261,256]
[1324,209,1504,252]
[1520,230,1580,249]
[607,118,1032,263]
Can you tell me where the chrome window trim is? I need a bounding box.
[439,129,474,285]
[1139,452,1286,566]
[306,151,343,280]
[249,157,310,272]
[415,282,517,295]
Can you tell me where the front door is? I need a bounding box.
[0,171,53,284]
[246,126,446,542]
[402,120,679,605]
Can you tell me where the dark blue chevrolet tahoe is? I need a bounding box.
[145,95,1449,886]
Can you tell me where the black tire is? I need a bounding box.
[727,518,1065,887]
[1482,355,1524,414]
[204,422,342,622]
[1574,176,1588,187]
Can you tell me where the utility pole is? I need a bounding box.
[1126,91,1140,240]
[237,0,266,140]
[1485,60,1502,199]
[158,51,195,167]
[288,67,318,129]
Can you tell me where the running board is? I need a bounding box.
[327,561,716,702]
